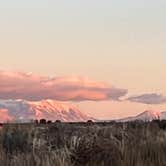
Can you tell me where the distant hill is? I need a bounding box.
[118,110,166,122]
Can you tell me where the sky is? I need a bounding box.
[0,0,166,119]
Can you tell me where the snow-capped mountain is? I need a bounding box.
[118,110,165,122]
[0,99,93,123]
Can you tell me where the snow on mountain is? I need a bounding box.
[118,110,163,122]
[0,99,93,123]
[160,112,166,120]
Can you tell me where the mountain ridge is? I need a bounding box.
[0,99,93,123]
[118,110,166,122]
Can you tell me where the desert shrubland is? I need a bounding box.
[0,121,166,166]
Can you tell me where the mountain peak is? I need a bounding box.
[0,99,92,123]
[140,110,161,117]
[118,110,162,122]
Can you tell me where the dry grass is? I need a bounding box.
[0,121,166,166]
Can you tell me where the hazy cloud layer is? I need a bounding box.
[128,93,166,104]
[0,71,127,101]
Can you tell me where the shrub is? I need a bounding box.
[40,119,47,124]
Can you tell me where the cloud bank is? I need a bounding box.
[0,71,127,101]
[128,93,166,105]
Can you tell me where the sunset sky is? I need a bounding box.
[0,0,166,120]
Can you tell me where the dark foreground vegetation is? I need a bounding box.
[1,120,166,166]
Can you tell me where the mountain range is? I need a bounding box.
[118,110,166,122]
[0,99,92,123]
[0,99,165,123]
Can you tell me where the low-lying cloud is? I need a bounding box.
[0,71,127,101]
[128,93,166,104]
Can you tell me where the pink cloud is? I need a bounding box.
[0,71,127,101]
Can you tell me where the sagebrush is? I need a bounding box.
[0,121,166,166]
